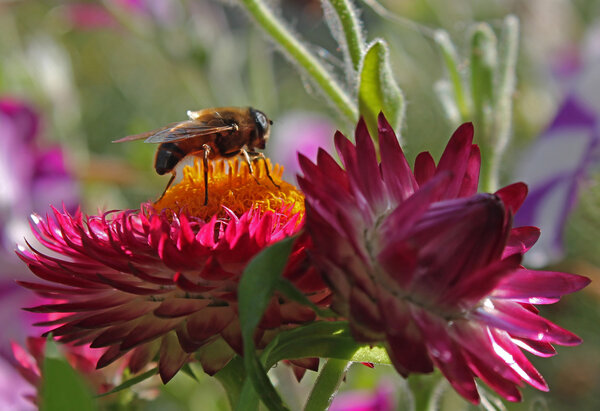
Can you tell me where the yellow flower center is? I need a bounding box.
[153,158,305,221]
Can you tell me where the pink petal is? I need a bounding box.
[128,340,160,373]
[186,307,235,343]
[158,332,190,383]
[488,328,548,391]
[411,307,479,403]
[457,145,481,197]
[377,113,417,202]
[493,269,590,302]
[462,349,523,402]
[445,253,522,305]
[414,152,435,186]
[474,300,582,346]
[435,122,474,199]
[511,337,556,358]
[502,226,540,258]
[154,298,210,318]
[495,183,528,214]
[353,117,387,211]
[377,290,433,375]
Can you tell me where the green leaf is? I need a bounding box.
[96,368,158,398]
[358,39,404,144]
[214,356,250,411]
[40,338,98,411]
[237,236,297,411]
[262,321,390,367]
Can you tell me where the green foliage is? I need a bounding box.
[238,236,297,410]
[435,15,519,192]
[40,338,98,411]
[358,39,404,143]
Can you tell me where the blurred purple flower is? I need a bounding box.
[329,382,395,411]
[268,112,335,181]
[0,97,78,354]
[515,30,600,266]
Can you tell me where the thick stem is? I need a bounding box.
[238,0,358,123]
[304,359,350,411]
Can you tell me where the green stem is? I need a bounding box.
[479,144,497,193]
[304,359,350,411]
[327,0,365,72]
[489,15,519,193]
[434,30,470,120]
[238,0,358,123]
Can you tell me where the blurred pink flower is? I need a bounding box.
[268,112,335,181]
[0,97,79,404]
[330,382,395,411]
[66,4,119,30]
[299,114,590,404]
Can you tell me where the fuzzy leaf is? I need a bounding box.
[358,39,404,143]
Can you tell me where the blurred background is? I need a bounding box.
[1,0,599,409]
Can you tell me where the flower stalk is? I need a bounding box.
[304,359,350,411]
[238,0,358,123]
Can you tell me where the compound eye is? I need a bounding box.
[256,112,269,132]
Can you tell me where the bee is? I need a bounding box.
[113,107,278,204]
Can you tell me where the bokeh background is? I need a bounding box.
[1,0,599,409]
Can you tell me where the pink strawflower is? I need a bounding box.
[298,114,590,404]
[17,160,330,384]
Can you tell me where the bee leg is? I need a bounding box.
[240,149,261,186]
[249,151,280,189]
[157,172,176,202]
[202,144,211,205]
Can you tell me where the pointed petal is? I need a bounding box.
[411,307,479,403]
[158,332,190,383]
[495,183,528,214]
[414,152,436,186]
[502,226,540,258]
[436,123,474,199]
[378,113,417,202]
[457,145,481,197]
[474,300,582,346]
[493,269,590,302]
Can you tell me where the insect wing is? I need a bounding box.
[112,123,179,143]
[143,121,236,143]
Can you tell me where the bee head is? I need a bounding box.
[249,108,272,150]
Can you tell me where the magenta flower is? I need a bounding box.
[298,114,590,404]
[17,161,330,383]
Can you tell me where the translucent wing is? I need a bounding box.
[113,120,236,144]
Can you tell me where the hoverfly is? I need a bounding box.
[113,107,278,204]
